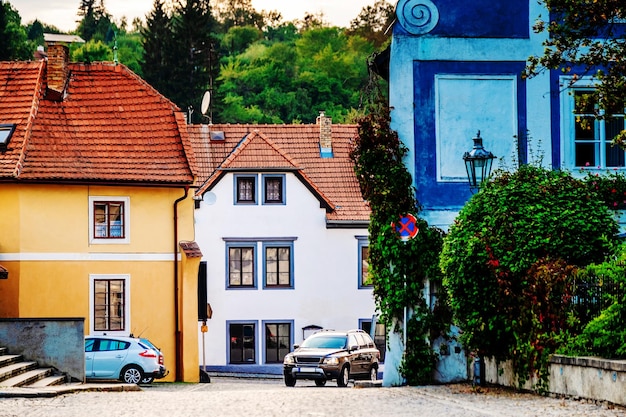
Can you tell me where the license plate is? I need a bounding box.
[298,367,317,373]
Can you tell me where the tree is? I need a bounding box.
[169,0,219,123]
[221,25,262,55]
[71,39,113,63]
[440,164,619,388]
[141,0,175,98]
[347,0,395,48]
[213,0,264,30]
[0,2,31,60]
[525,1,626,145]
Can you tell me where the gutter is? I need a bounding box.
[173,186,189,382]
[326,220,370,229]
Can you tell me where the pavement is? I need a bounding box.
[0,377,623,417]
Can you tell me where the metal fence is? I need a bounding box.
[571,275,624,329]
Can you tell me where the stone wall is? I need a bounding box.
[0,318,85,381]
[482,355,626,406]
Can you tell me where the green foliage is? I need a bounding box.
[0,2,32,60]
[582,169,626,210]
[351,99,450,385]
[4,0,391,125]
[558,250,626,359]
[71,40,113,63]
[441,164,620,389]
[221,25,262,55]
[216,25,375,123]
[525,1,626,146]
[346,0,395,48]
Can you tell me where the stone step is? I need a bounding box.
[0,361,37,384]
[0,368,54,388]
[0,354,22,368]
[29,374,67,388]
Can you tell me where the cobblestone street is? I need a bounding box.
[0,377,624,417]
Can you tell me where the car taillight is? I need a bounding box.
[139,350,157,358]
[158,355,164,365]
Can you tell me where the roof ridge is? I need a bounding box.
[13,60,46,178]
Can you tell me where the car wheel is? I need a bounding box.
[369,366,378,381]
[120,365,143,384]
[337,365,349,387]
[284,373,296,387]
[315,379,327,387]
[140,376,154,384]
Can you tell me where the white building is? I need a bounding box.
[189,116,384,375]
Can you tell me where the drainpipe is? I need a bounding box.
[173,186,189,382]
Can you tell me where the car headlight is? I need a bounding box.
[323,356,339,365]
[283,354,295,364]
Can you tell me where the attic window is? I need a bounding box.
[0,124,16,152]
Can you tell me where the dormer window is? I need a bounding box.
[263,174,286,205]
[235,175,257,204]
[0,124,16,152]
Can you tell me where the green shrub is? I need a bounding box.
[440,164,619,388]
[559,251,626,358]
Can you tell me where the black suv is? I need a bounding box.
[282,329,380,387]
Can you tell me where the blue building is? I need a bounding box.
[389,0,626,230]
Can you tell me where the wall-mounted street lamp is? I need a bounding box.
[463,131,495,192]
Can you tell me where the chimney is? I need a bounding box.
[43,34,85,101]
[317,111,333,158]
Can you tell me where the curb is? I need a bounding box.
[354,380,383,388]
[0,383,141,398]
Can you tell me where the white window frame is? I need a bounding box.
[89,274,131,336]
[560,76,626,174]
[88,196,130,244]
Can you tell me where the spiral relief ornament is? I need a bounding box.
[396,0,440,35]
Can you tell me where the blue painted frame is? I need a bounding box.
[233,174,258,205]
[356,236,371,289]
[226,320,258,365]
[261,319,294,364]
[262,240,295,289]
[261,174,286,205]
[225,241,258,290]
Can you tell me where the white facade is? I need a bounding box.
[194,167,375,373]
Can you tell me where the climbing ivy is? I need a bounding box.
[350,101,449,385]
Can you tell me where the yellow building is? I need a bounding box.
[0,35,200,382]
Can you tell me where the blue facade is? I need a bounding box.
[390,0,555,229]
[395,0,529,39]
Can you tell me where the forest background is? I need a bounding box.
[0,0,393,124]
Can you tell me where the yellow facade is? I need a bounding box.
[0,183,199,382]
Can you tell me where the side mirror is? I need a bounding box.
[293,344,300,350]
[348,344,359,352]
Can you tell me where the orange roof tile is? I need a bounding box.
[188,123,370,223]
[0,60,194,184]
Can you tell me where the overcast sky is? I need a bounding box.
[10,0,395,32]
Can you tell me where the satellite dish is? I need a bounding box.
[201,91,211,115]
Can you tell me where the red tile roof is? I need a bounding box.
[188,123,370,223]
[0,60,195,184]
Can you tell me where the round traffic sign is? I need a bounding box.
[392,213,419,241]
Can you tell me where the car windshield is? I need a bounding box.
[301,335,347,349]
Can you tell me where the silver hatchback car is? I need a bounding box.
[85,335,167,384]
